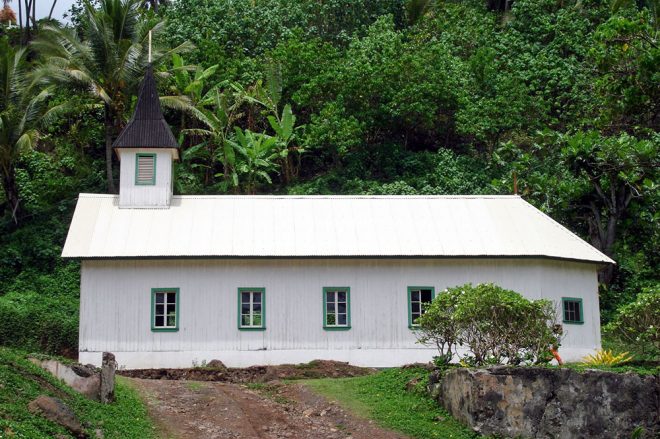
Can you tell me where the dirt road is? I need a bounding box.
[128,378,407,439]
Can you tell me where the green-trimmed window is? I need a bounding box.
[135,153,156,185]
[408,287,435,328]
[562,297,584,324]
[323,287,350,330]
[152,288,179,331]
[238,288,265,330]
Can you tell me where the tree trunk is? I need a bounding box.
[48,0,57,20]
[17,0,22,38]
[104,105,117,194]
[21,0,29,44]
[2,165,22,224]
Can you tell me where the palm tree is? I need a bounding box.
[33,0,191,193]
[0,40,49,223]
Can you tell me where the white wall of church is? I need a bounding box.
[78,258,601,369]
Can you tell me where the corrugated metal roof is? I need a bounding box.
[61,194,614,264]
[112,64,179,150]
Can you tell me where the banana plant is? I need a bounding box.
[227,127,278,194]
[267,104,305,184]
[170,54,219,107]
[182,86,247,191]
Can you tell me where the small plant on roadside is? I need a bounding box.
[185,381,204,391]
[581,349,634,367]
[415,283,561,366]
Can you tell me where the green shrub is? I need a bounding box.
[604,287,660,360]
[416,283,560,366]
[0,261,80,356]
[0,289,78,355]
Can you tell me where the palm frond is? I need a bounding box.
[15,129,39,153]
[159,95,193,113]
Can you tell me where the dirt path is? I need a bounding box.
[127,378,407,439]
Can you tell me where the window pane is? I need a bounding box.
[253,293,261,303]
[155,315,164,327]
[421,290,433,303]
[326,314,336,325]
[326,291,335,302]
[411,303,420,313]
[242,315,251,326]
[253,314,262,326]
[338,314,347,325]
[563,300,583,322]
[167,315,176,326]
[242,292,250,303]
[156,294,164,304]
[253,303,261,313]
[337,291,346,302]
[338,303,346,313]
[167,304,176,314]
[155,304,164,315]
[327,303,336,313]
[242,303,250,314]
[411,291,420,302]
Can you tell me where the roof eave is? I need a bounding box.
[61,253,615,266]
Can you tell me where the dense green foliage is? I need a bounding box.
[304,367,478,439]
[604,287,660,359]
[0,347,155,438]
[0,0,657,357]
[416,283,560,366]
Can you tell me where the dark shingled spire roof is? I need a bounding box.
[112,64,178,150]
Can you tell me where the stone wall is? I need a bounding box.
[428,367,659,438]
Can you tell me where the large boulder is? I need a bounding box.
[28,395,86,438]
[430,366,659,438]
[206,359,228,371]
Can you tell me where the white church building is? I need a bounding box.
[63,67,613,369]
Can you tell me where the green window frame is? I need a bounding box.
[323,287,351,330]
[408,286,435,328]
[135,153,156,185]
[238,288,266,330]
[151,288,179,332]
[562,297,584,324]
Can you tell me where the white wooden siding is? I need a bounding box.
[117,149,173,208]
[79,258,600,368]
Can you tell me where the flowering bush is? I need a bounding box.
[415,283,561,366]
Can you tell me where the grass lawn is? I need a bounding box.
[302,367,479,439]
[0,347,156,438]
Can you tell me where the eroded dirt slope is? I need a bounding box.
[128,378,407,439]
